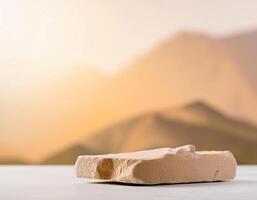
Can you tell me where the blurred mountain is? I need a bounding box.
[45,101,257,164]
[2,29,257,162]
[43,145,95,164]
[222,29,257,91]
[101,31,257,127]
[0,158,27,165]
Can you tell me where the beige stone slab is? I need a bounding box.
[75,145,237,185]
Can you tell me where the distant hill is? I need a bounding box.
[2,29,257,162]
[0,158,27,165]
[45,101,257,164]
[43,145,95,164]
[43,30,257,165]
[101,31,257,127]
[222,29,257,91]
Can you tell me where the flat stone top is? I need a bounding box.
[0,166,256,200]
[77,145,228,160]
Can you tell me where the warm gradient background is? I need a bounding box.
[1,0,257,164]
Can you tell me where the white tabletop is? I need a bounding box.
[0,166,256,200]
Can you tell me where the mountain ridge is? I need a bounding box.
[2,29,257,162]
[44,101,257,164]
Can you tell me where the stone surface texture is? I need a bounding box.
[75,145,237,185]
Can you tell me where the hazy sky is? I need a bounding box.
[1,0,257,73]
